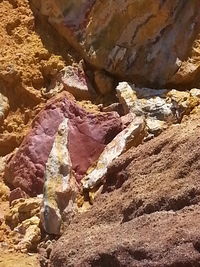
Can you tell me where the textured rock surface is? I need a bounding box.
[94,70,114,95]
[83,116,146,189]
[116,82,200,135]
[50,111,200,266]
[9,188,28,205]
[0,0,79,161]
[5,197,41,229]
[41,118,78,235]
[14,215,41,252]
[33,0,200,87]
[42,63,93,100]
[4,92,122,196]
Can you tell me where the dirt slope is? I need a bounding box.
[50,110,200,266]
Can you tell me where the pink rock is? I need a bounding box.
[9,188,28,205]
[46,64,94,100]
[4,92,122,196]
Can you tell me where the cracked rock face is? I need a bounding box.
[33,0,200,87]
[4,92,122,196]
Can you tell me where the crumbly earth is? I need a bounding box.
[0,0,79,156]
[50,110,200,266]
[0,251,40,267]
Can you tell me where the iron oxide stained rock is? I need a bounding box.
[33,0,200,87]
[82,116,146,190]
[42,63,93,100]
[4,92,122,196]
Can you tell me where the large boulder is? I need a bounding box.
[4,92,122,196]
[31,0,200,87]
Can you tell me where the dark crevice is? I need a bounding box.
[90,254,121,267]
[122,188,200,223]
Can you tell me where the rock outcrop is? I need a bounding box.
[2,0,200,265]
[82,116,146,190]
[5,197,41,252]
[116,82,200,135]
[50,110,200,267]
[32,0,200,87]
[4,92,122,196]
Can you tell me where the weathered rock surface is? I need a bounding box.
[14,215,41,252]
[33,0,200,87]
[41,118,78,235]
[82,116,146,190]
[4,92,122,196]
[4,197,41,252]
[116,82,200,135]
[50,111,200,266]
[94,70,114,95]
[9,188,28,205]
[42,63,93,100]
[5,197,41,229]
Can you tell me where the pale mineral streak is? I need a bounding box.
[42,63,93,100]
[116,82,200,135]
[41,118,78,235]
[0,93,9,125]
[82,116,146,190]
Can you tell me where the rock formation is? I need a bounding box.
[50,110,200,267]
[4,92,122,196]
[1,0,200,266]
[32,0,200,87]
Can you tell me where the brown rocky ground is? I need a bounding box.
[50,110,200,266]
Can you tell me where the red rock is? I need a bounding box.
[9,188,29,205]
[4,92,122,196]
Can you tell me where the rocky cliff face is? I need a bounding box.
[1,0,200,266]
[32,0,200,87]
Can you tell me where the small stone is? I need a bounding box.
[0,93,9,125]
[190,88,200,98]
[9,188,29,205]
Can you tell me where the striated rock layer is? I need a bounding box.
[32,0,200,87]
